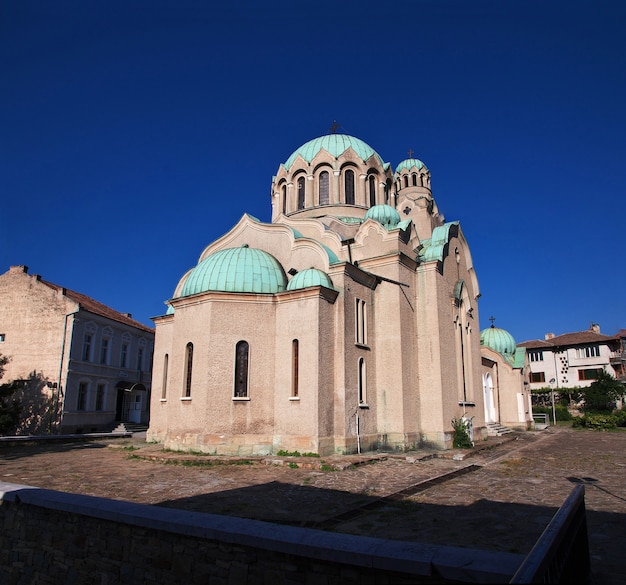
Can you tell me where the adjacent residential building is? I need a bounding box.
[518,324,621,392]
[0,265,154,435]
[148,132,489,455]
[611,329,626,381]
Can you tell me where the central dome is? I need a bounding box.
[181,246,287,296]
[283,134,383,170]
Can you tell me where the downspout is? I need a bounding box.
[355,408,361,454]
[55,310,79,432]
[494,361,501,423]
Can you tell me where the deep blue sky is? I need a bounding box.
[2,0,624,343]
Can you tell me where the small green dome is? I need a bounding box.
[287,268,335,291]
[481,325,517,356]
[283,134,383,170]
[395,158,427,174]
[364,204,401,230]
[181,246,287,296]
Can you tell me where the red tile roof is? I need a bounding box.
[40,279,154,334]
[519,330,619,349]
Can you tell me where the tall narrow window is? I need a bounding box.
[234,341,249,398]
[77,382,88,411]
[403,175,409,188]
[368,175,376,207]
[355,299,367,345]
[137,347,144,371]
[100,337,110,364]
[358,358,367,405]
[184,342,193,397]
[412,173,417,186]
[319,171,329,205]
[162,354,169,399]
[345,170,355,205]
[297,176,305,210]
[282,184,287,214]
[291,339,299,398]
[95,384,105,411]
[83,334,93,361]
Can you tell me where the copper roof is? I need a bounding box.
[41,279,154,334]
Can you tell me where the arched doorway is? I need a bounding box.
[483,373,497,423]
[115,381,147,423]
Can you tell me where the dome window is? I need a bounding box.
[368,175,376,207]
[319,171,329,205]
[345,169,355,205]
[297,176,305,210]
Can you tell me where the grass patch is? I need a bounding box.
[276,450,320,457]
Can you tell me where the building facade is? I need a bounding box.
[518,324,621,392]
[148,133,489,455]
[0,265,154,435]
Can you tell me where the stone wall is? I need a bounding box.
[0,481,523,584]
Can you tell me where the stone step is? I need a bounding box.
[112,422,149,434]
[486,423,514,437]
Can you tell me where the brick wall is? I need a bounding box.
[0,482,523,584]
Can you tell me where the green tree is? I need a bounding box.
[0,354,22,434]
[580,371,625,413]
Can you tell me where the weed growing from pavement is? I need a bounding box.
[125,453,252,467]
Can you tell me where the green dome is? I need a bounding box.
[395,158,427,174]
[481,325,517,356]
[287,268,335,291]
[181,246,287,296]
[283,134,383,170]
[364,204,401,230]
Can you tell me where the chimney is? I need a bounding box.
[545,333,555,340]
[590,323,600,334]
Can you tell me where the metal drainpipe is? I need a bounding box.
[55,311,79,431]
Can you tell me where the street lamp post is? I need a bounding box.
[549,378,557,426]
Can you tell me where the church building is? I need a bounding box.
[147,133,490,455]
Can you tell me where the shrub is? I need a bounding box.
[584,413,618,430]
[451,417,473,449]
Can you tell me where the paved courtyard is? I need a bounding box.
[1,426,625,584]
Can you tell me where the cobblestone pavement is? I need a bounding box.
[1,427,625,584]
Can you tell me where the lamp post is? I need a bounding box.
[549,378,557,426]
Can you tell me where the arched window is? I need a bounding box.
[368,175,376,207]
[291,339,299,398]
[355,298,367,345]
[234,340,249,398]
[412,173,417,186]
[358,358,367,405]
[297,176,305,210]
[345,169,355,205]
[403,175,409,188]
[319,171,329,205]
[282,184,287,214]
[161,353,168,399]
[183,343,193,397]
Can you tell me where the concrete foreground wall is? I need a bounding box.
[0,482,523,584]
